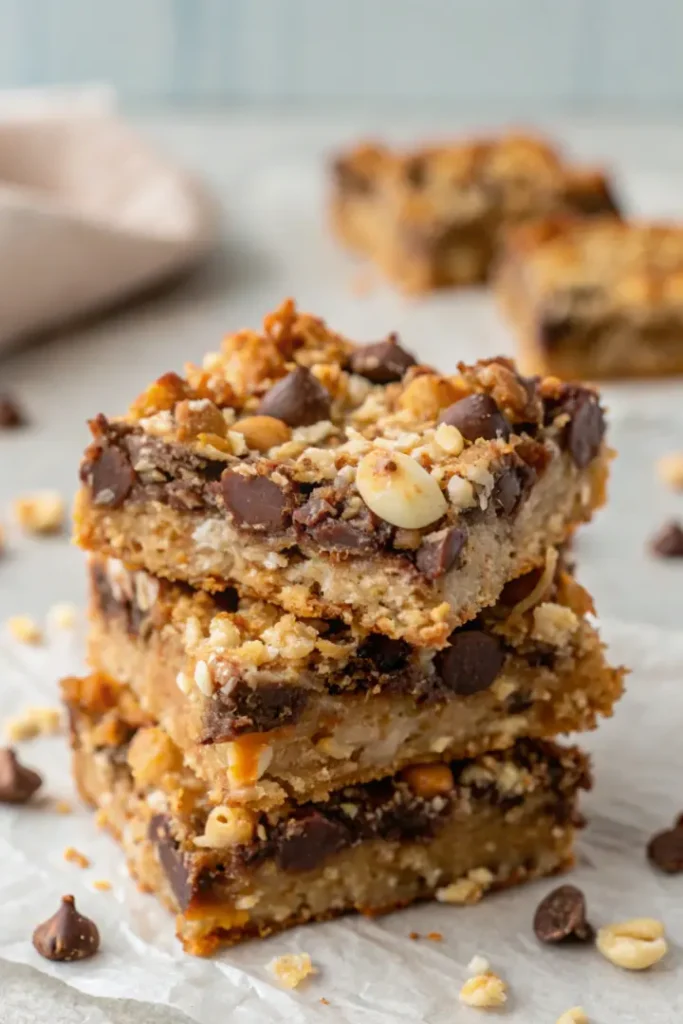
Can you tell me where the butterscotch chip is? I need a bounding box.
[459,972,507,1009]
[268,952,316,989]
[5,706,61,741]
[596,917,668,970]
[6,616,42,645]
[92,880,112,892]
[401,762,454,797]
[64,846,91,869]
[13,491,65,534]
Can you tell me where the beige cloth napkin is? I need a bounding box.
[0,86,217,351]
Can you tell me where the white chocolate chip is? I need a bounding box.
[596,918,668,970]
[434,422,465,455]
[447,474,477,510]
[355,449,447,529]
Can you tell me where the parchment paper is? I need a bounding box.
[0,617,681,1024]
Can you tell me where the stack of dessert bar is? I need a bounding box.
[66,300,623,955]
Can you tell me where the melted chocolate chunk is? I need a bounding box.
[415,527,466,579]
[221,471,291,530]
[89,446,136,508]
[356,634,411,673]
[548,386,605,469]
[294,494,386,554]
[276,811,351,872]
[439,394,511,442]
[0,748,42,803]
[148,815,195,911]
[349,335,417,384]
[499,567,544,606]
[32,895,100,962]
[650,520,683,558]
[258,367,331,427]
[435,629,505,696]
[533,884,593,943]
[491,463,534,517]
[201,682,309,741]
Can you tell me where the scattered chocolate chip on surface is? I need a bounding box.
[0,394,26,428]
[32,895,100,962]
[349,334,416,383]
[647,817,683,874]
[439,394,511,442]
[0,747,42,803]
[258,366,331,427]
[533,884,593,943]
[650,519,683,558]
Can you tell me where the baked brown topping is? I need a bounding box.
[439,394,512,442]
[533,884,593,943]
[0,748,42,803]
[32,895,100,962]
[258,366,332,427]
[349,335,416,383]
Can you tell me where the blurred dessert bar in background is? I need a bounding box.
[330,133,619,292]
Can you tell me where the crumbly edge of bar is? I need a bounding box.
[72,734,581,955]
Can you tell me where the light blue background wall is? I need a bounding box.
[0,0,681,110]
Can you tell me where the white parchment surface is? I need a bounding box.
[0,618,681,1024]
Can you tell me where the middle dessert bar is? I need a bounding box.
[74,303,611,647]
[87,552,623,809]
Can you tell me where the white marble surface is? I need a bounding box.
[2,112,683,1021]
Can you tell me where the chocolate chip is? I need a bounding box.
[90,446,136,508]
[491,464,533,517]
[32,895,100,962]
[304,517,379,554]
[221,471,290,530]
[258,367,331,427]
[650,520,683,558]
[435,630,505,695]
[533,884,592,943]
[349,334,417,384]
[0,748,42,803]
[439,394,511,442]
[499,567,544,606]
[148,815,195,911]
[404,157,427,188]
[647,822,683,873]
[201,682,309,741]
[539,313,572,350]
[356,634,411,673]
[276,811,350,872]
[0,394,26,428]
[415,527,467,579]
[548,388,605,469]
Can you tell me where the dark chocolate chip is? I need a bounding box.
[32,895,100,962]
[439,394,511,442]
[356,634,411,673]
[201,682,309,741]
[499,567,544,606]
[349,334,417,384]
[647,824,683,874]
[650,520,683,558]
[435,630,505,696]
[491,465,531,517]
[303,516,379,554]
[258,367,331,427]
[539,313,572,350]
[415,527,467,579]
[0,748,42,803]
[276,811,350,872]
[221,471,290,530]
[533,884,592,943]
[565,393,605,469]
[90,446,136,508]
[0,394,26,428]
[148,815,194,911]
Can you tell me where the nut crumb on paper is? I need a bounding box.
[64,846,90,869]
[13,491,65,534]
[5,616,42,645]
[5,705,61,741]
[268,952,316,989]
[459,971,508,1009]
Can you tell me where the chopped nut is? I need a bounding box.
[127,726,182,787]
[194,806,256,849]
[233,415,292,452]
[13,491,65,534]
[596,918,668,970]
[467,954,491,975]
[447,474,477,509]
[194,660,214,696]
[459,972,507,1009]
[268,952,316,989]
[426,931,443,942]
[657,453,683,490]
[49,602,78,630]
[92,880,112,892]
[356,449,447,529]
[6,615,42,645]
[557,1009,588,1024]
[434,422,465,455]
[398,374,459,420]
[401,762,454,797]
[174,398,226,442]
[532,602,579,647]
[5,705,61,741]
[436,867,493,905]
[64,847,90,869]
[316,736,356,760]
[54,800,72,815]
[176,671,192,695]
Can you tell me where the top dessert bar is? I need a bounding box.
[74,301,610,647]
[330,133,619,292]
[497,217,683,380]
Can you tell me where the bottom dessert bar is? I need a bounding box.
[64,673,591,956]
